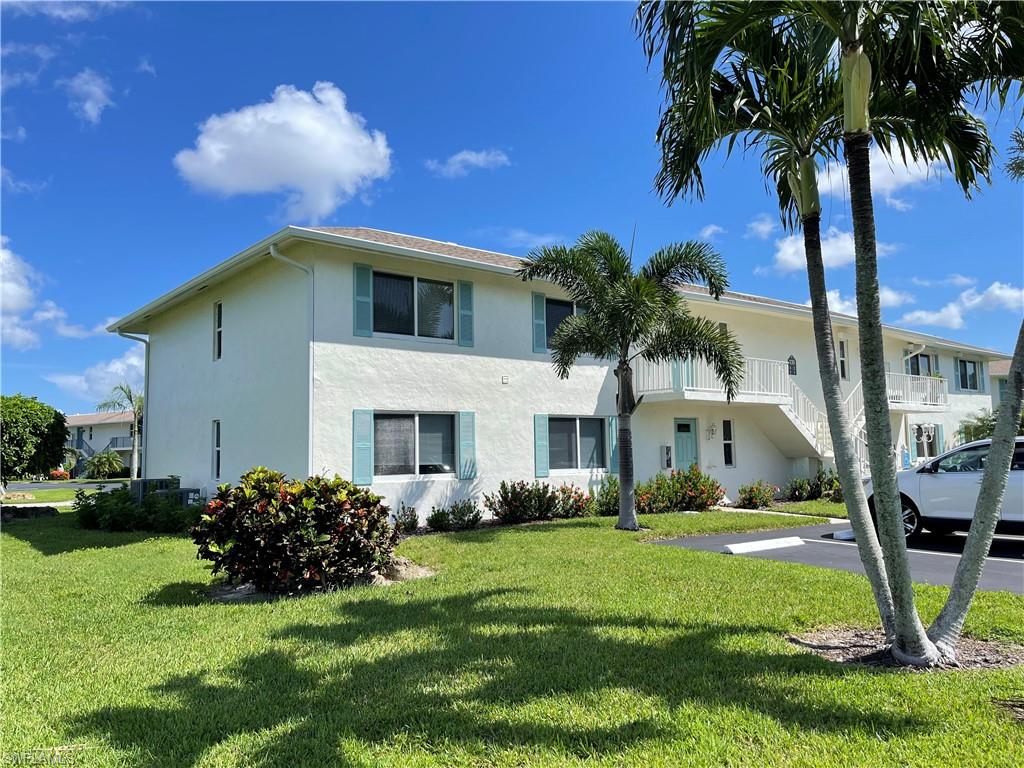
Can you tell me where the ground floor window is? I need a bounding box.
[912,423,940,459]
[212,419,221,479]
[373,413,455,475]
[549,417,606,470]
[722,419,735,467]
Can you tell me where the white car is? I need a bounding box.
[864,437,1024,538]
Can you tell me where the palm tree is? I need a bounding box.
[638,0,1016,665]
[97,382,143,480]
[1007,130,1024,181]
[85,449,124,480]
[516,231,743,530]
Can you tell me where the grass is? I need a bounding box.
[1,488,98,505]
[774,499,848,519]
[3,510,1022,767]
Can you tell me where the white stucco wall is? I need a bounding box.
[144,257,309,492]
[70,421,133,455]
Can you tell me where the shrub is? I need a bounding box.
[192,467,397,594]
[393,502,419,534]
[593,475,619,517]
[74,485,201,533]
[784,477,811,502]
[49,468,70,481]
[426,505,452,532]
[448,499,483,530]
[84,450,123,479]
[736,479,778,509]
[636,465,725,514]
[483,480,558,524]
[553,484,593,518]
[809,467,843,503]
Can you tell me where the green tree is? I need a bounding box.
[97,382,143,480]
[958,407,1024,443]
[0,394,68,480]
[85,450,124,480]
[516,231,743,530]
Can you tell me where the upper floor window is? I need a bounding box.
[374,412,455,476]
[549,416,606,470]
[213,301,223,360]
[373,272,454,340]
[838,340,848,380]
[908,353,932,377]
[545,298,574,348]
[958,359,980,391]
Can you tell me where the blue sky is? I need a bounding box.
[2,1,1022,413]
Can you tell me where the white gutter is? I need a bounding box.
[269,244,315,477]
[116,331,149,479]
[902,344,927,363]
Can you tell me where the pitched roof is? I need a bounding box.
[65,412,134,426]
[989,359,1011,377]
[309,227,525,270]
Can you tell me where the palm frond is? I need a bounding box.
[548,314,618,379]
[640,240,729,297]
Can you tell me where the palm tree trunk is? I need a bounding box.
[802,212,896,639]
[928,320,1024,660]
[845,132,939,666]
[616,362,639,531]
[130,415,139,480]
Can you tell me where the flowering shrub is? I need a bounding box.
[483,480,559,524]
[736,480,778,509]
[49,468,70,481]
[593,475,619,517]
[636,465,724,514]
[393,502,419,534]
[192,467,397,594]
[553,484,593,518]
[784,477,811,501]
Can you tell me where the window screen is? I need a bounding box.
[579,418,606,468]
[373,273,415,335]
[374,414,415,475]
[548,417,578,470]
[545,299,573,348]
[418,414,455,474]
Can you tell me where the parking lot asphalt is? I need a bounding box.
[657,522,1024,594]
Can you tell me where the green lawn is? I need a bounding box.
[774,499,848,519]
[1,488,98,505]
[3,511,1022,767]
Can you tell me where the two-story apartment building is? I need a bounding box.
[64,412,139,475]
[108,226,1008,515]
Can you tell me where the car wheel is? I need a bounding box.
[901,500,923,539]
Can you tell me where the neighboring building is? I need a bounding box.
[108,226,1009,515]
[65,411,140,473]
[990,359,1011,410]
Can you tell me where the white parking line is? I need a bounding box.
[800,537,1024,565]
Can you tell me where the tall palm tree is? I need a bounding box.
[638,0,1014,665]
[517,231,743,530]
[97,382,143,480]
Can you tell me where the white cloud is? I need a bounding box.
[1,2,127,23]
[174,81,391,223]
[1,237,109,350]
[878,286,915,308]
[818,147,938,211]
[805,289,858,316]
[59,68,114,124]
[425,148,509,179]
[136,56,156,76]
[2,165,48,194]
[745,213,776,240]
[0,42,57,93]
[1,124,28,142]
[699,224,726,241]
[46,344,144,402]
[911,273,977,288]
[767,226,897,273]
[899,281,1024,330]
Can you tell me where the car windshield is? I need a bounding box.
[936,445,990,473]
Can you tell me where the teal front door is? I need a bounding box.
[674,419,698,470]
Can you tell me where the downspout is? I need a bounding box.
[270,244,314,476]
[117,331,149,479]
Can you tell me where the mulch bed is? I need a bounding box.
[789,627,1024,671]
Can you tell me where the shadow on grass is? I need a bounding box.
[69,587,928,766]
[1,513,170,556]
[140,581,211,608]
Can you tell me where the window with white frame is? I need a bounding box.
[213,301,223,360]
[838,339,849,380]
[913,423,940,459]
[907,352,933,376]
[372,272,454,340]
[722,419,735,467]
[545,298,574,348]
[958,359,980,391]
[373,413,455,475]
[212,420,221,479]
[549,417,606,470]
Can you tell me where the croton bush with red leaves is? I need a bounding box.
[49,468,70,480]
[192,466,398,594]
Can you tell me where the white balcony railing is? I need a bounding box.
[634,356,791,398]
[885,371,949,407]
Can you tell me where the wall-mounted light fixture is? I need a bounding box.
[706,422,717,440]
[787,355,797,375]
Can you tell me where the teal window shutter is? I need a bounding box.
[534,414,549,477]
[458,281,474,347]
[607,416,619,474]
[935,424,944,454]
[352,409,374,485]
[532,293,547,353]
[952,358,961,392]
[909,425,918,461]
[979,361,987,393]
[353,264,373,337]
[458,411,476,479]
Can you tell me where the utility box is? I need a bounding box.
[661,445,672,470]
